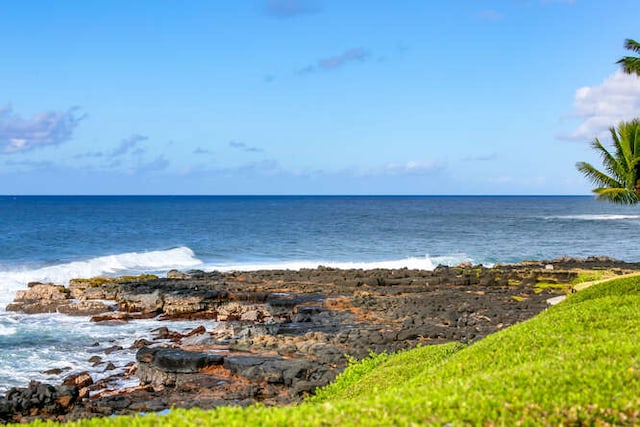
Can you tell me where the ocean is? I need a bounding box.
[1,195,639,393]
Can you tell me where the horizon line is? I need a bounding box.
[0,194,595,198]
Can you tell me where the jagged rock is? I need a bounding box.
[216,302,273,322]
[103,345,124,355]
[131,339,153,349]
[0,382,79,423]
[88,356,102,365]
[136,347,225,388]
[90,312,156,323]
[117,289,163,313]
[167,269,189,279]
[161,293,208,316]
[42,368,66,376]
[138,347,224,373]
[181,332,216,347]
[166,269,210,280]
[68,279,120,300]
[5,283,70,314]
[57,300,114,316]
[223,356,312,386]
[62,372,93,388]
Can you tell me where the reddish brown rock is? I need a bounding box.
[6,283,70,314]
[62,372,93,389]
[57,301,113,316]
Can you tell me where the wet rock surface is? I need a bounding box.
[2,258,640,423]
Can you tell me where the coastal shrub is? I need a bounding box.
[15,276,640,426]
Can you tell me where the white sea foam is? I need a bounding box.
[0,312,218,394]
[546,214,640,221]
[0,247,202,310]
[0,324,16,336]
[201,253,476,273]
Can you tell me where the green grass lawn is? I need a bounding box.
[21,276,640,426]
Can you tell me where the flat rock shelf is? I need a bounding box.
[2,256,639,423]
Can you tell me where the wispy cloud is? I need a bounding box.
[193,147,212,155]
[297,47,370,75]
[343,160,445,178]
[319,48,369,70]
[137,155,169,173]
[73,151,104,159]
[0,106,85,154]
[559,71,640,141]
[229,140,263,153]
[382,160,444,176]
[234,159,280,173]
[264,0,321,18]
[73,134,148,161]
[4,158,55,169]
[112,134,148,156]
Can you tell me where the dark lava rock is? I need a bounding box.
[0,382,79,424]
[62,372,93,389]
[224,356,313,386]
[146,348,224,373]
[136,347,225,388]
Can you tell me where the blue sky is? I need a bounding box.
[1,0,639,195]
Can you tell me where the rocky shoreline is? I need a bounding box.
[2,257,639,424]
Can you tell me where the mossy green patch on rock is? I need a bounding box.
[533,281,571,294]
[70,274,159,287]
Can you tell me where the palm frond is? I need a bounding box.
[617,57,640,76]
[593,187,640,205]
[617,39,640,75]
[632,120,640,157]
[623,39,640,54]
[592,137,628,182]
[577,118,640,205]
[576,161,623,189]
[610,125,635,172]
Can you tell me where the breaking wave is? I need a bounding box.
[0,325,16,336]
[201,253,476,273]
[0,247,202,309]
[545,214,640,221]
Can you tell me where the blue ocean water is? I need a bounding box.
[2,195,640,271]
[1,195,639,393]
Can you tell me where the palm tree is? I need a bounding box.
[576,119,640,205]
[617,39,640,76]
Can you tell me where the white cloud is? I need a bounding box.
[382,161,443,176]
[0,106,84,154]
[561,71,640,140]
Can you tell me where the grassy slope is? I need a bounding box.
[23,276,640,426]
